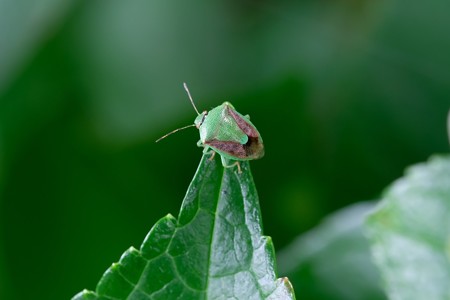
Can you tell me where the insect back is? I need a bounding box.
[196,101,264,172]
[157,83,264,173]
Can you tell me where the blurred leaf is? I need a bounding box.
[277,202,386,300]
[366,155,450,300]
[72,154,295,300]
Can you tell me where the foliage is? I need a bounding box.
[366,155,450,300]
[1,0,449,299]
[278,202,386,300]
[72,155,294,300]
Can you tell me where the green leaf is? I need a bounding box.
[72,154,295,300]
[366,155,450,300]
[278,202,386,300]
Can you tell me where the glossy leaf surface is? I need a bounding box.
[366,155,450,300]
[72,154,295,300]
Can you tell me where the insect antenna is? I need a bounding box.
[183,82,200,115]
[155,124,196,143]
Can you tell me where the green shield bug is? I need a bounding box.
[156,83,264,173]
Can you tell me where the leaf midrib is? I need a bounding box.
[204,162,226,298]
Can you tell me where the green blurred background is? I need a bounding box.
[0,0,449,299]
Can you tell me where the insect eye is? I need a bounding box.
[201,111,208,123]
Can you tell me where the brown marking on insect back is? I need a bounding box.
[226,106,259,138]
[206,140,247,159]
[207,136,264,160]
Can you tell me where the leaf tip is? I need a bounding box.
[164,213,176,221]
[71,289,96,300]
[269,277,296,300]
[140,213,177,259]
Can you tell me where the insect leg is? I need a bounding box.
[220,156,242,174]
[208,151,216,161]
[200,144,216,160]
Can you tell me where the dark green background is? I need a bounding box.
[0,0,448,299]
